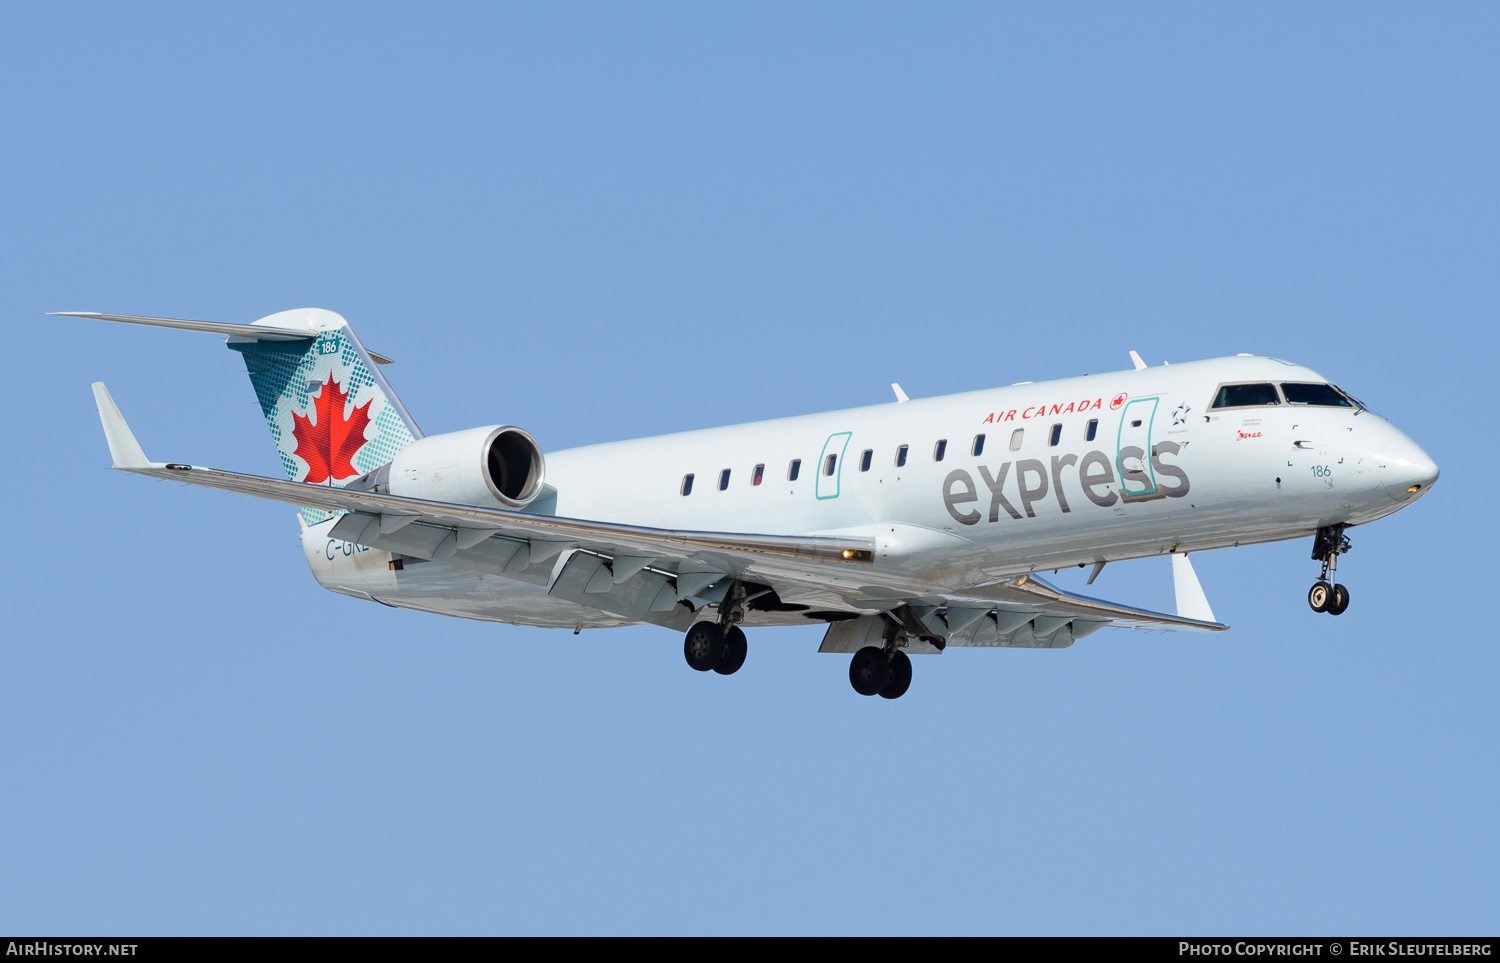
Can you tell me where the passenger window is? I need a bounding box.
[1212,382,1281,408]
[934,439,947,461]
[719,469,731,491]
[681,474,694,496]
[752,464,764,486]
[823,453,838,476]
[1048,424,1061,447]
[972,434,985,457]
[1009,429,1024,451]
[1086,418,1098,442]
[860,449,873,471]
[1281,382,1354,407]
[788,459,801,481]
[895,445,908,467]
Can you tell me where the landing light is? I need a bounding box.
[842,549,855,559]
[1407,485,1422,493]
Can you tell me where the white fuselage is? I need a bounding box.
[301,355,1438,629]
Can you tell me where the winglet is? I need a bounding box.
[891,383,910,403]
[1171,553,1216,623]
[1129,350,1147,370]
[90,382,155,469]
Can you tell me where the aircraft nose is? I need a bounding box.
[1379,432,1439,501]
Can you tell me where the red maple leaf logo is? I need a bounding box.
[291,373,372,484]
[1110,392,1128,410]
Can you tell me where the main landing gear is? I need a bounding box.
[1307,524,1352,616]
[683,621,748,673]
[848,608,940,700]
[682,581,750,675]
[849,647,912,700]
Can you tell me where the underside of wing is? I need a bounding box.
[945,573,1227,635]
[817,576,1225,655]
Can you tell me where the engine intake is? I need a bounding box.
[482,427,546,505]
[351,425,546,510]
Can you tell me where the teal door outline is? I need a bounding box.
[1116,397,1160,498]
[816,432,853,500]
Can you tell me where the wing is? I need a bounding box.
[91,382,1226,638]
[91,383,876,615]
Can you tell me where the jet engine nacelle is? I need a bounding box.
[375,425,546,509]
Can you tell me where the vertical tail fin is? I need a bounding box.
[227,309,420,523]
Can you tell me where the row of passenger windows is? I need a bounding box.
[678,419,1103,495]
[1211,381,1356,410]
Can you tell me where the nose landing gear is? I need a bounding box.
[1308,525,1353,616]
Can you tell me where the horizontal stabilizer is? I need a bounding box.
[53,311,392,361]
[53,311,318,342]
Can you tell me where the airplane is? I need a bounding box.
[62,308,1439,699]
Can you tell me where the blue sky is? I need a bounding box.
[1,3,1494,934]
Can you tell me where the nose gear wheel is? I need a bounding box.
[1328,583,1350,616]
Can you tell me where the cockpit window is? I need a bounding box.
[1338,387,1370,411]
[1211,382,1281,409]
[1281,382,1353,407]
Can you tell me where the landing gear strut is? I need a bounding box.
[682,580,752,675]
[1308,525,1352,616]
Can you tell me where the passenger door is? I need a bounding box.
[1116,397,1161,500]
[816,432,852,500]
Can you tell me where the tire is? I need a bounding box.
[1308,580,1332,613]
[1328,583,1350,616]
[713,626,748,675]
[879,651,912,700]
[684,621,726,671]
[849,646,891,696]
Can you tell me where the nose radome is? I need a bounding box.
[1379,433,1439,500]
